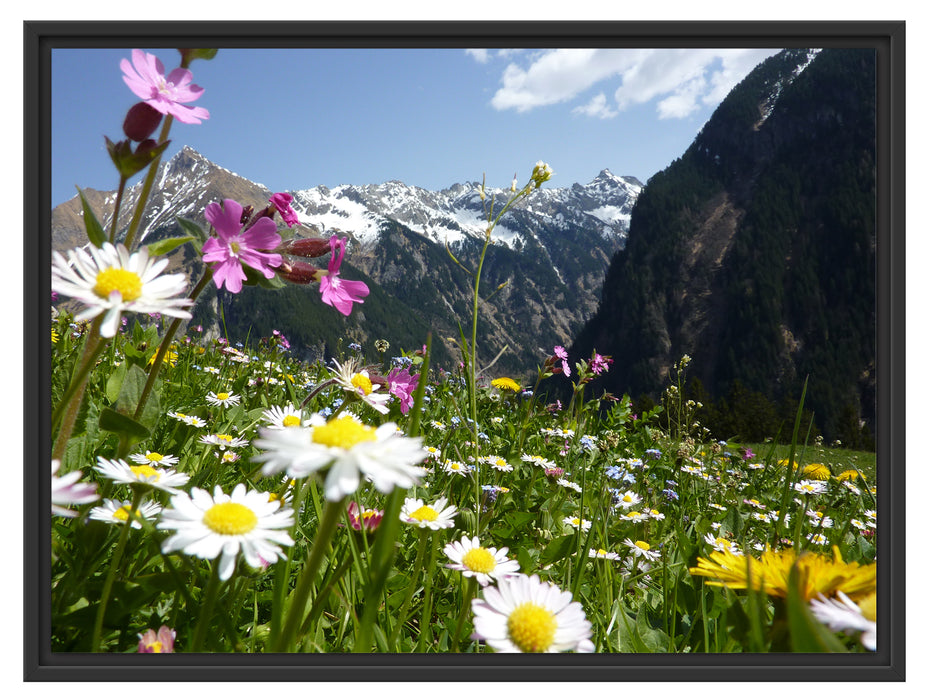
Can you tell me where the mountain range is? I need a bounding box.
[51,148,642,378]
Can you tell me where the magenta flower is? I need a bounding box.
[270,193,300,227]
[590,353,612,375]
[347,501,383,532]
[387,367,420,414]
[553,345,571,376]
[202,199,283,294]
[319,235,369,316]
[137,625,176,653]
[121,49,209,125]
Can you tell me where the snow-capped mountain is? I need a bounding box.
[51,148,642,379]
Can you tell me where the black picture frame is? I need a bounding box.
[25,20,905,682]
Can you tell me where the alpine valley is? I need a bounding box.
[51,148,642,379]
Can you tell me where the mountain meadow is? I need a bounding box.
[48,47,879,660]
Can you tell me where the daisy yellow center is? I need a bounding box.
[362,509,378,519]
[622,495,634,502]
[635,541,651,551]
[216,434,234,442]
[147,641,163,653]
[130,465,161,481]
[146,452,163,462]
[93,267,142,301]
[282,415,302,427]
[351,373,373,395]
[627,511,641,519]
[312,416,377,449]
[112,506,142,521]
[217,392,229,401]
[409,505,438,522]
[596,549,609,557]
[202,502,258,535]
[462,547,496,574]
[507,602,557,652]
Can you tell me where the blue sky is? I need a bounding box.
[51,47,781,207]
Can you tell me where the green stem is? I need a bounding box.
[452,577,478,652]
[109,176,128,244]
[51,320,107,460]
[133,270,212,421]
[388,528,429,650]
[273,496,346,652]
[416,531,438,652]
[89,488,143,651]
[191,557,224,652]
[121,115,174,252]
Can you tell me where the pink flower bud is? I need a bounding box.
[278,260,321,285]
[123,102,163,142]
[279,237,331,259]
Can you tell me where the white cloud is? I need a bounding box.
[486,48,781,119]
[572,92,618,119]
[465,48,490,63]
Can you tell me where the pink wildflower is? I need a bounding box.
[202,199,282,293]
[319,235,369,316]
[553,345,571,376]
[347,501,384,532]
[590,353,612,375]
[270,193,300,227]
[137,625,176,653]
[51,459,98,518]
[386,367,420,414]
[120,49,209,124]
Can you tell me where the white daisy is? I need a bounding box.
[481,455,513,472]
[157,483,295,581]
[262,404,308,429]
[330,359,391,415]
[168,411,207,428]
[399,496,458,530]
[703,533,741,554]
[623,538,661,561]
[206,391,241,407]
[646,509,666,521]
[794,480,828,495]
[809,591,876,650]
[444,535,520,586]
[614,490,642,509]
[562,516,591,531]
[617,510,649,523]
[89,498,162,528]
[198,433,249,451]
[471,574,594,653]
[442,459,472,477]
[252,413,427,501]
[51,242,192,337]
[588,548,621,561]
[94,456,190,494]
[129,451,180,468]
[51,459,98,517]
[556,478,582,493]
[522,453,556,470]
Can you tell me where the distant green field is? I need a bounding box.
[743,442,876,480]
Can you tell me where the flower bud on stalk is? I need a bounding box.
[276,260,321,285]
[275,237,332,259]
[123,102,163,142]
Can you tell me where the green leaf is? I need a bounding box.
[539,534,575,566]
[105,362,128,404]
[77,189,107,247]
[146,235,195,257]
[105,137,171,179]
[98,407,150,440]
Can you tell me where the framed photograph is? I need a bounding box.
[26,20,904,681]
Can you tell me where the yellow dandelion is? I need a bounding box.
[835,469,864,482]
[689,545,875,601]
[148,350,178,367]
[491,377,521,392]
[802,463,832,480]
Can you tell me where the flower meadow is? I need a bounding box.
[49,49,878,656]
